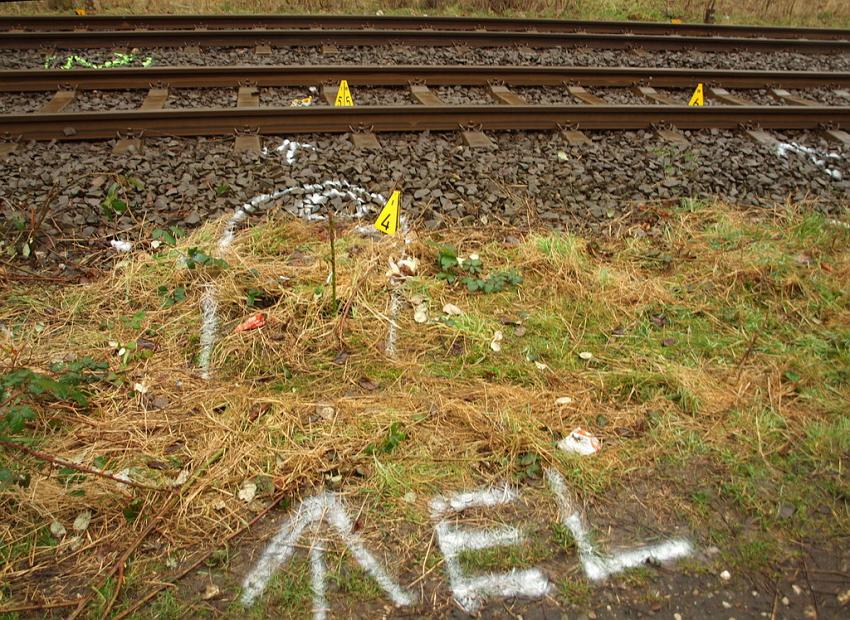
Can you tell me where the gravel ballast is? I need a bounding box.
[1,129,847,271]
[3,46,850,72]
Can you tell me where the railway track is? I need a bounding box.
[3,27,850,53]
[3,105,849,142]
[2,65,850,91]
[1,14,849,41]
[1,64,848,145]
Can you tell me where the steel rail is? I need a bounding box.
[2,28,849,53]
[0,14,848,41]
[3,65,850,92]
[1,105,847,141]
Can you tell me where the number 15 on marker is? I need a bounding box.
[374,190,401,236]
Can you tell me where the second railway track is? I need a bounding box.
[1,14,849,41]
[2,27,850,54]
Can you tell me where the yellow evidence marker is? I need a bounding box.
[335,80,354,107]
[689,83,704,107]
[374,191,400,236]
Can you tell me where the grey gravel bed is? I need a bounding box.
[1,129,847,270]
[433,86,491,104]
[3,46,850,72]
[65,90,145,112]
[165,87,237,108]
[0,92,52,113]
[592,88,648,105]
[513,86,573,105]
[351,86,414,106]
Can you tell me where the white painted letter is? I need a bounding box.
[241,492,413,619]
[430,485,552,613]
[544,467,692,581]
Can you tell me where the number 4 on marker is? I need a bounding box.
[374,191,400,236]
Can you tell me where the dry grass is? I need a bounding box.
[2,0,849,29]
[0,200,848,615]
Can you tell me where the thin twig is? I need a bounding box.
[735,332,758,381]
[0,439,167,492]
[0,599,79,613]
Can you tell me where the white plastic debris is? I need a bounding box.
[110,239,133,252]
[720,569,732,581]
[72,510,92,532]
[414,307,428,324]
[315,403,336,420]
[578,351,593,360]
[387,257,419,278]
[171,469,190,487]
[133,382,148,394]
[490,330,503,352]
[238,481,257,503]
[442,303,463,316]
[558,428,601,456]
[555,396,574,406]
[50,520,67,539]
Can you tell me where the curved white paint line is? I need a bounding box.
[197,176,385,378]
[544,467,693,581]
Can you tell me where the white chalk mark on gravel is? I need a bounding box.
[429,486,552,613]
[544,467,693,581]
[262,138,314,165]
[776,141,843,180]
[241,492,413,617]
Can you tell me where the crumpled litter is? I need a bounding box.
[289,95,314,107]
[558,427,601,456]
[110,239,133,252]
[387,257,418,279]
[234,312,266,333]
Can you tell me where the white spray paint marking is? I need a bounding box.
[775,141,843,180]
[429,486,552,613]
[197,172,385,377]
[262,138,314,165]
[241,492,413,616]
[197,284,218,380]
[385,289,403,357]
[544,468,692,581]
[309,542,328,620]
[384,211,412,358]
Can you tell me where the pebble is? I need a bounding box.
[720,570,732,581]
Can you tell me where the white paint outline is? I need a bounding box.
[429,486,552,613]
[544,467,693,581]
[241,492,413,616]
[197,173,385,378]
